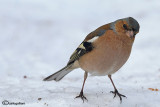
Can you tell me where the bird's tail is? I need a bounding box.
[43,64,73,81]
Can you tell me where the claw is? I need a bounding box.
[75,91,88,102]
[110,91,117,98]
[110,89,127,103]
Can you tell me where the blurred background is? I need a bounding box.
[0,0,160,78]
[0,0,160,106]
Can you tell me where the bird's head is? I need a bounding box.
[110,17,140,39]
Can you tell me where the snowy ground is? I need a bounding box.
[0,0,160,107]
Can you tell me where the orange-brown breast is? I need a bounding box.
[78,30,134,76]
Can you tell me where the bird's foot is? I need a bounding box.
[75,91,88,102]
[110,89,126,103]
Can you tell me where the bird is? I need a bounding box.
[43,17,140,102]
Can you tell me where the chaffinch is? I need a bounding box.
[43,17,140,102]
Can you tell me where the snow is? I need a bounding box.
[0,0,160,107]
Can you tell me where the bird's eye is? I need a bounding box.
[123,24,128,30]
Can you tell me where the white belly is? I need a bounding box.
[89,62,118,76]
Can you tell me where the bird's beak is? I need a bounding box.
[126,30,135,39]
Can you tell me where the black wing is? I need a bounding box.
[67,29,106,65]
[67,42,93,65]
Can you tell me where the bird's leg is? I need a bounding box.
[75,71,88,102]
[108,75,126,102]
